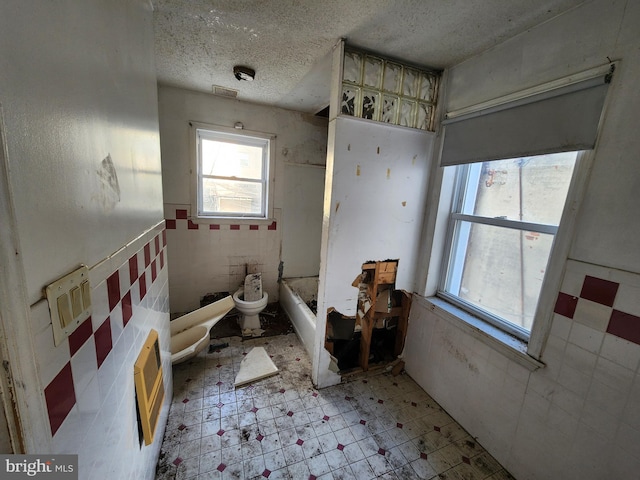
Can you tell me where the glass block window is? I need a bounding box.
[341,48,440,131]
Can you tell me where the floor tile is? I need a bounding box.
[156,332,516,480]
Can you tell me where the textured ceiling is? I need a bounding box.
[153,0,586,114]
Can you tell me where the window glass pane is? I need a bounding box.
[445,221,555,332]
[419,72,436,102]
[363,56,383,89]
[399,99,416,127]
[402,68,419,97]
[201,178,263,215]
[201,139,263,180]
[361,90,379,120]
[343,51,362,84]
[381,95,398,124]
[416,103,432,130]
[341,85,359,116]
[462,152,577,225]
[383,62,402,93]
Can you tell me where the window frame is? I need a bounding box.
[437,155,578,342]
[190,122,275,222]
[421,149,592,363]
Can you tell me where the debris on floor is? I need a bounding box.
[206,302,294,339]
[233,346,279,387]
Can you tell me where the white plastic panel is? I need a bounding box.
[45,265,92,346]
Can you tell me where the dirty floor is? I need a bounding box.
[156,330,515,479]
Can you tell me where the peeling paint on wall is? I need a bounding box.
[95,154,120,211]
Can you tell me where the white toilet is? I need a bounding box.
[233,272,268,333]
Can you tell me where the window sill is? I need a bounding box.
[191,216,276,226]
[422,296,545,371]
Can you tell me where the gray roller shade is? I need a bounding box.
[440,73,612,167]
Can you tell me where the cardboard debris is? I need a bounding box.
[234,347,279,387]
[244,273,263,302]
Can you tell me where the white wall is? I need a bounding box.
[158,86,328,313]
[0,1,170,478]
[281,164,326,279]
[405,1,640,478]
[315,115,434,387]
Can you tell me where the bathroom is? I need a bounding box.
[1,1,640,480]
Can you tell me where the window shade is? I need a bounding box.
[440,71,612,167]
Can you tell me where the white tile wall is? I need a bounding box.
[404,256,640,480]
[32,225,171,480]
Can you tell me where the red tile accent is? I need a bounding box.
[323,415,330,421]
[462,456,471,464]
[217,463,226,472]
[144,244,151,267]
[250,225,259,230]
[178,424,186,431]
[262,469,271,478]
[287,411,294,417]
[217,429,225,436]
[251,407,258,413]
[44,363,76,436]
[210,224,220,230]
[173,457,183,466]
[607,310,640,345]
[187,220,199,230]
[94,317,113,368]
[166,219,176,229]
[162,229,167,246]
[312,392,318,397]
[279,389,285,394]
[309,476,317,480]
[411,402,417,407]
[151,259,157,282]
[139,273,147,300]
[377,399,384,404]
[160,251,165,269]
[106,271,120,312]
[554,292,578,319]
[337,443,344,451]
[396,423,403,429]
[378,448,386,456]
[434,426,441,432]
[129,255,138,285]
[216,381,223,386]
[360,420,366,425]
[176,209,188,219]
[122,291,133,326]
[268,221,277,230]
[216,402,224,408]
[344,396,350,400]
[580,276,619,307]
[69,318,93,357]
[420,452,428,460]
[256,434,264,442]
[296,439,304,446]
[154,235,160,256]
[182,398,189,403]
[230,224,240,230]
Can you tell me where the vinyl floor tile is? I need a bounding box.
[156,333,516,480]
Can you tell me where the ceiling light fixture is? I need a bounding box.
[233,65,255,81]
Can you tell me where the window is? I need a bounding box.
[439,152,579,340]
[194,126,272,218]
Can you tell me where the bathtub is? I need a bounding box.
[279,276,318,357]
